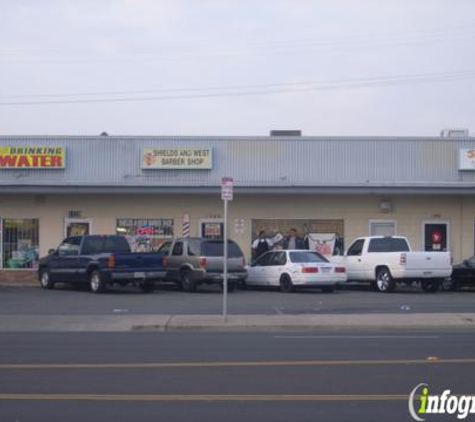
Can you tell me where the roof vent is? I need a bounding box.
[270,130,302,137]
[440,128,469,138]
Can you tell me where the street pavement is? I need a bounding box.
[1,331,474,422]
[1,283,475,421]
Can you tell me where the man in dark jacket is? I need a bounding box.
[283,228,306,250]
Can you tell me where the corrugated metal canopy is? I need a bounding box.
[1,135,475,193]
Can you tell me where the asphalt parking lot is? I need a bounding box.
[1,282,474,316]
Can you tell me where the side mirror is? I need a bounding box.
[463,259,471,267]
[48,248,56,255]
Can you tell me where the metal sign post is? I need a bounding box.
[221,177,233,322]
[0,219,3,269]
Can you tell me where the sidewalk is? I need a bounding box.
[0,313,474,332]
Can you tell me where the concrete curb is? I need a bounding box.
[0,313,474,332]
[0,281,38,287]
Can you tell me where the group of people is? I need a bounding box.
[251,228,306,260]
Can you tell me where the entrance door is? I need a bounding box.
[64,218,92,238]
[423,221,449,252]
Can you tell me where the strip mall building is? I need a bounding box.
[1,131,474,282]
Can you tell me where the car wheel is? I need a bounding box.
[39,269,54,290]
[322,286,334,293]
[421,279,439,293]
[140,281,154,293]
[181,270,196,292]
[89,270,106,294]
[442,277,457,292]
[280,274,294,293]
[376,268,395,293]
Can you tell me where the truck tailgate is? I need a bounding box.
[113,253,164,270]
[205,256,245,273]
[405,252,451,272]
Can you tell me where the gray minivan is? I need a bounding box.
[158,238,247,292]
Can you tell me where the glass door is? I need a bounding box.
[423,221,448,252]
[64,218,92,237]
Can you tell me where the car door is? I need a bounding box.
[266,251,287,286]
[49,237,81,282]
[269,251,287,286]
[67,236,83,282]
[344,239,366,280]
[166,241,184,280]
[247,252,273,285]
[458,255,475,283]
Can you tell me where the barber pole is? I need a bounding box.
[182,213,190,238]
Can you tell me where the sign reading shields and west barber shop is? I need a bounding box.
[0,147,66,169]
[142,148,212,170]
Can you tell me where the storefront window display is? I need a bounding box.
[116,218,174,252]
[201,222,224,239]
[424,222,448,252]
[251,219,344,257]
[1,218,39,269]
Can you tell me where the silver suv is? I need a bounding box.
[158,238,247,292]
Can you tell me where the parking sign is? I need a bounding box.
[221,177,233,201]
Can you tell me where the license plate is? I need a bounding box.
[423,271,433,277]
[321,267,331,273]
[134,272,146,278]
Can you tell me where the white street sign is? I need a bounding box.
[221,177,233,201]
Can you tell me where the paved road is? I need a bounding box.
[0,331,474,422]
[1,283,474,315]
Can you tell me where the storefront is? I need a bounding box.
[0,134,474,281]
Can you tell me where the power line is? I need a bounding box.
[1,23,475,65]
[1,69,474,106]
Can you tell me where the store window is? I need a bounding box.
[369,220,396,236]
[1,218,39,269]
[116,218,174,252]
[252,219,344,257]
[200,219,224,239]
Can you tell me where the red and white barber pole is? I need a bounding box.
[182,213,190,238]
[221,177,233,322]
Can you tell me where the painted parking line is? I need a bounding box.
[273,335,441,339]
[0,393,413,402]
[0,357,475,370]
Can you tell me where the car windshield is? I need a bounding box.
[201,241,243,257]
[289,251,328,263]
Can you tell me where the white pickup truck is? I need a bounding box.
[333,236,452,293]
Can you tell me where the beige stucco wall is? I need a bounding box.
[1,192,474,265]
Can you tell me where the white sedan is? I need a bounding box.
[246,250,347,293]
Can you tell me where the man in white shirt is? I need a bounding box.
[252,230,272,260]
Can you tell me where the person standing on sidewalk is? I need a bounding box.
[283,228,305,250]
[252,230,272,260]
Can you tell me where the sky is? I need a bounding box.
[1,0,475,137]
